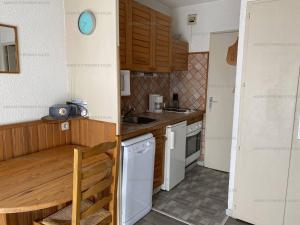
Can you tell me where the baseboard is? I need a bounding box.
[197,160,204,166]
[226,208,233,217]
[221,215,229,225]
[153,186,161,195]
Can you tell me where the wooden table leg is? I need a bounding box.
[0,214,7,225]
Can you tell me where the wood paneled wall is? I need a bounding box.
[0,121,71,162]
[0,119,116,162]
[0,119,118,225]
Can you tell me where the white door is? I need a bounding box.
[234,1,300,224]
[205,31,238,172]
[163,121,187,191]
[285,80,300,225]
[285,32,300,225]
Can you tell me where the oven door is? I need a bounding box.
[186,129,201,165]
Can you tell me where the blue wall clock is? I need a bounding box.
[78,10,96,35]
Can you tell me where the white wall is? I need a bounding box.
[0,0,68,125]
[136,0,171,15]
[172,0,241,52]
[65,0,120,132]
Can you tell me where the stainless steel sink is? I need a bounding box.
[123,116,156,124]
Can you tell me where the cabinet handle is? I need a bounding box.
[169,131,175,150]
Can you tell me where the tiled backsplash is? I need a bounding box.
[171,53,209,111]
[121,52,209,114]
[121,73,171,114]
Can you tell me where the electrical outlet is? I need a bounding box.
[61,122,70,131]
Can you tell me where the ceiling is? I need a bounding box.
[158,0,219,8]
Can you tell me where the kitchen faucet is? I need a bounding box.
[122,106,136,118]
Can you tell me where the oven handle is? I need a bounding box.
[186,129,201,137]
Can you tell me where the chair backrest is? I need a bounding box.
[72,141,117,225]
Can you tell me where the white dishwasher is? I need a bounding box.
[121,134,155,225]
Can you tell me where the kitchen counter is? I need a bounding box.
[121,111,204,140]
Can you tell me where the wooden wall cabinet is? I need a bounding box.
[119,0,175,73]
[119,0,131,69]
[153,11,172,73]
[171,39,189,71]
[130,1,154,72]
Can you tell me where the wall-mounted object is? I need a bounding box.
[226,38,238,66]
[188,14,197,25]
[121,70,131,96]
[0,24,20,74]
[78,10,96,35]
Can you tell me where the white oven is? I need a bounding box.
[186,121,202,166]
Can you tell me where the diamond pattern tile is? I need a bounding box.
[170,53,209,111]
[121,73,171,114]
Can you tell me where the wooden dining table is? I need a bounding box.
[0,145,108,217]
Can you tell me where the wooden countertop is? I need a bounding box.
[121,111,204,140]
[0,145,108,214]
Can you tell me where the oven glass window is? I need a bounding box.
[186,131,201,158]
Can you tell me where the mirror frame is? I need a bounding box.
[0,24,20,74]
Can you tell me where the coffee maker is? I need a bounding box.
[149,94,164,113]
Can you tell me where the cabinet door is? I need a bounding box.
[130,1,154,72]
[234,1,300,225]
[152,127,166,189]
[119,0,131,69]
[172,40,188,71]
[153,12,172,73]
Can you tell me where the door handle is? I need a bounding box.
[209,97,218,110]
[297,117,300,140]
[169,131,175,150]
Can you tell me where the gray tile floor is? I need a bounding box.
[135,211,186,225]
[135,212,250,225]
[225,218,251,225]
[152,165,229,225]
[135,165,251,225]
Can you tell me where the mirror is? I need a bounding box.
[0,24,20,73]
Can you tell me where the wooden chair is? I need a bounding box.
[34,141,117,225]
